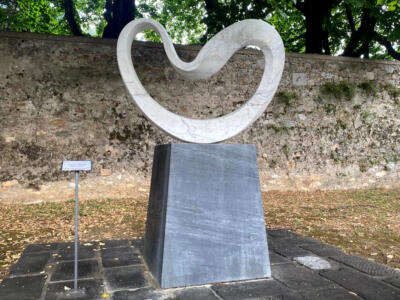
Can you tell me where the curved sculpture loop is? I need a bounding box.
[117,18,285,143]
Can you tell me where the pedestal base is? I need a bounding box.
[144,144,270,288]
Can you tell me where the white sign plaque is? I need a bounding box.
[62,160,92,171]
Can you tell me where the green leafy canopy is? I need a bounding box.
[0,0,399,60]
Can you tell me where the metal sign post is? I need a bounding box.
[62,160,91,296]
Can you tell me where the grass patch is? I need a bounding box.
[320,81,356,101]
[336,119,347,130]
[383,83,400,98]
[358,157,380,173]
[323,103,336,114]
[358,81,378,97]
[275,91,299,106]
[266,124,289,134]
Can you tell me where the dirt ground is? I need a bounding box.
[1,188,399,281]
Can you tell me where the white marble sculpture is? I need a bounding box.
[117,18,285,143]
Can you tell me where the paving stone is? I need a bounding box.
[0,275,46,300]
[300,243,343,257]
[294,256,332,270]
[101,246,138,259]
[269,252,290,265]
[101,246,142,268]
[287,236,320,246]
[45,279,104,300]
[384,276,400,289]
[102,256,142,268]
[330,253,399,276]
[211,279,303,299]
[100,240,130,249]
[320,268,400,300]
[56,243,97,261]
[269,239,313,258]
[112,288,172,300]
[50,260,99,281]
[271,263,333,290]
[24,243,58,253]
[104,265,147,291]
[9,252,50,276]
[175,287,220,300]
[299,287,362,300]
[131,239,144,250]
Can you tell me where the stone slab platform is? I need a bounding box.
[0,229,399,300]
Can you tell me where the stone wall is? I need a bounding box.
[1,31,399,203]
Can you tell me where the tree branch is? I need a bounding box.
[103,0,135,39]
[202,0,223,42]
[345,3,356,34]
[63,0,83,36]
[292,0,306,13]
[204,0,218,12]
[352,39,370,58]
[342,8,376,57]
[375,33,400,60]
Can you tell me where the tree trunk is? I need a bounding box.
[304,12,325,54]
[103,0,136,39]
[202,0,223,42]
[63,0,83,36]
[342,8,376,57]
[204,0,218,11]
[294,0,338,54]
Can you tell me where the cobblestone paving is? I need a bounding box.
[0,229,399,300]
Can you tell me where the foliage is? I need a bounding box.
[0,0,106,36]
[377,0,400,11]
[266,1,306,53]
[137,0,206,44]
[75,0,106,37]
[201,0,275,42]
[339,0,400,59]
[0,0,69,34]
[0,0,399,60]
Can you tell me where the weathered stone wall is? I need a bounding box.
[1,31,399,203]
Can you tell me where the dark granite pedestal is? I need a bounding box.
[144,144,270,288]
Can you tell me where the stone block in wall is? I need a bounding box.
[292,73,307,87]
[364,72,375,81]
